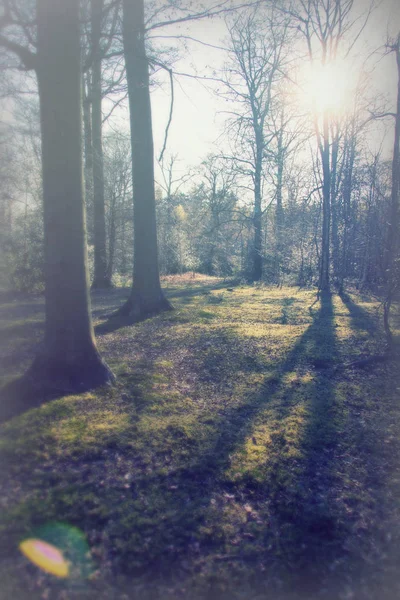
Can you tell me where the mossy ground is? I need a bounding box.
[0,275,400,599]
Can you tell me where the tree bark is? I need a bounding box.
[82,71,93,213]
[107,192,117,281]
[274,126,284,285]
[31,0,114,390]
[339,131,356,294]
[117,0,171,320]
[90,0,112,289]
[252,131,263,282]
[330,129,340,285]
[384,36,400,346]
[319,111,331,292]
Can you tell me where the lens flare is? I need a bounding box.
[19,522,93,580]
[19,539,69,578]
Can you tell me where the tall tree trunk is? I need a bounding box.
[82,71,93,213]
[319,111,331,292]
[330,129,340,286]
[116,0,171,320]
[359,156,376,291]
[384,36,400,345]
[31,0,113,390]
[339,132,356,294]
[274,127,284,285]
[90,0,112,288]
[107,193,117,281]
[252,136,263,282]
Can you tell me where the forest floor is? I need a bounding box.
[0,275,400,600]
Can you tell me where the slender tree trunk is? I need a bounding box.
[384,37,400,346]
[116,0,171,320]
[30,0,113,390]
[165,198,175,274]
[274,128,284,285]
[330,131,340,286]
[319,111,331,292]
[360,159,375,290]
[120,217,127,275]
[206,188,218,276]
[82,71,93,211]
[91,0,112,288]
[252,137,263,282]
[107,194,116,281]
[339,134,356,294]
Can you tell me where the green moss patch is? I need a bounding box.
[1,282,400,599]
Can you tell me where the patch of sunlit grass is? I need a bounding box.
[1,281,400,599]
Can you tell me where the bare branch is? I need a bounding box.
[0,34,37,70]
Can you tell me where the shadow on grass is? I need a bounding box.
[1,293,358,599]
[90,288,131,320]
[339,291,379,335]
[0,376,69,425]
[103,294,343,594]
[165,281,230,301]
[0,319,44,341]
[95,281,233,336]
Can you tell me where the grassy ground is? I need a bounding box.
[0,275,400,600]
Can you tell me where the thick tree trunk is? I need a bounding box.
[90,0,112,289]
[31,0,114,390]
[117,0,171,320]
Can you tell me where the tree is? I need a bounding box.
[383,33,400,345]
[220,6,290,281]
[156,154,192,275]
[103,132,133,281]
[288,0,371,292]
[0,0,114,389]
[194,156,239,276]
[89,0,113,289]
[116,0,172,320]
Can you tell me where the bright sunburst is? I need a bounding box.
[298,59,355,116]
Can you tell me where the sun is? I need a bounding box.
[298,59,354,116]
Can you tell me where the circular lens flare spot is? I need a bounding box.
[19,539,69,578]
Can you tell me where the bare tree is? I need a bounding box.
[219,5,290,281]
[287,0,371,292]
[103,132,133,281]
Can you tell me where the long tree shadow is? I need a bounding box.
[95,281,234,335]
[166,280,230,300]
[100,293,344,597]
[0,292,354,599]
[339,291,379,336]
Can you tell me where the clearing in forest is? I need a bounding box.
[0,275,400,600]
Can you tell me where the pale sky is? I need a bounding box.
[141,0,400,181]
[3,0,399,191]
